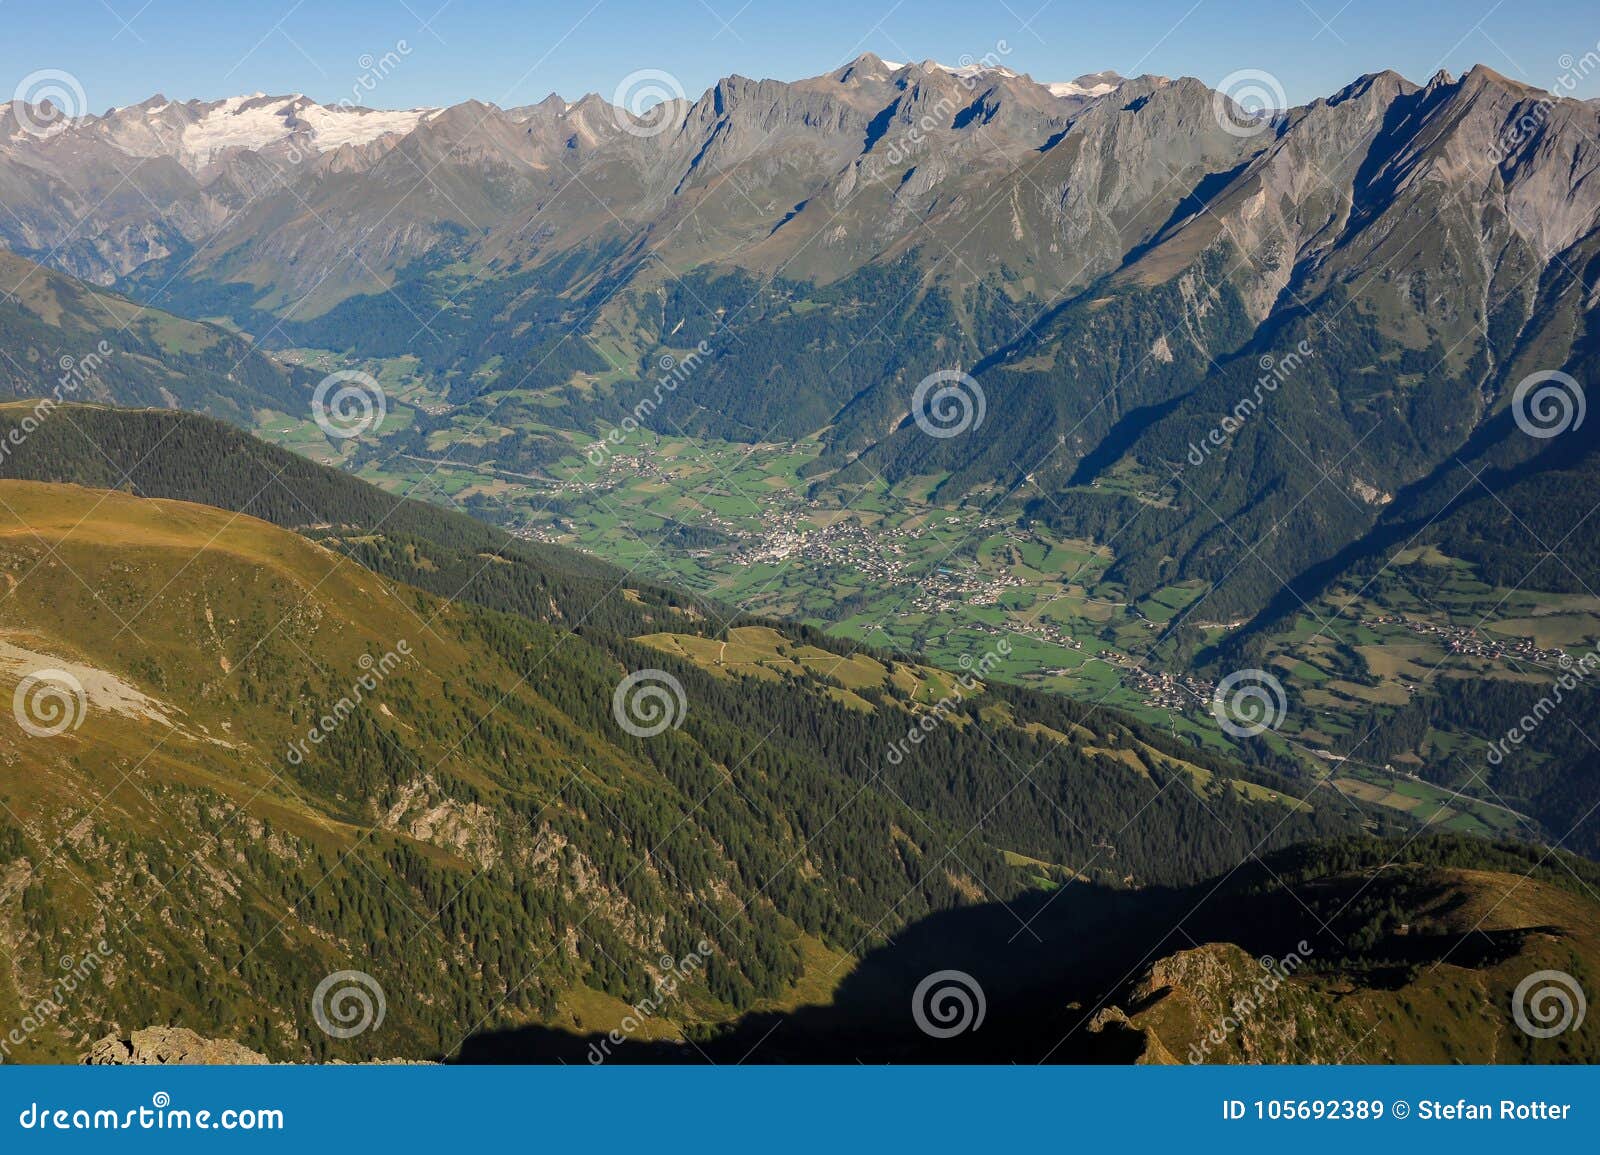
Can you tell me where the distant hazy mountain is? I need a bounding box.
[0,56,1127,301]
[0,248,307,421]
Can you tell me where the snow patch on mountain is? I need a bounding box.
[1046,79,1119,97]
[878,60,1124,98]
[880,59,1022,81]
[178,95,436,168]
[294,103,438,149]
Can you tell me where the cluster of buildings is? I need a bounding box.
[1368,614,1574,669]
[1117,662,1217,711]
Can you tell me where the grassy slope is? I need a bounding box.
[0,472,1349,1062]
[1105,861,1600,1064]
[0,250,308,422]
[0,404,1342,862]
[0,480,947,1059]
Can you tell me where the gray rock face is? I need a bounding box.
[0,56,1118,298]
[6,56,1587,325]
[82,1027,269,1066]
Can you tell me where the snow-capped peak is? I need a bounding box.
[875,59,1124,99]
[880,58,1021,81]
[1046,80,1115,97]
[1046,71,1126,98]
[7,92,440,172]
[177,94,437,169]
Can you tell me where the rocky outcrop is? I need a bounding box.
[82,1028,269,1066]
[80,1027,434,1065]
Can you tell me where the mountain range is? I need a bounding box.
[5,56,1597,836]
[8,57,1596,614]
[0,52,1598,1063]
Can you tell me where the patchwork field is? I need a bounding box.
[254,400,1600,847]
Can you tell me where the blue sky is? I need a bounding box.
[6,0,1600,113]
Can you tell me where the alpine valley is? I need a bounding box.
[0,51,1597,1064]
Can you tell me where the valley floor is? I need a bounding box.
[254,396,1592,846]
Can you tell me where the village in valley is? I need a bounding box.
[260,404,1600,841]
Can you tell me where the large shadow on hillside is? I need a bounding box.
[454,880,1168,1064]
[451,857,1434,1064]
[453,849,1550,1064]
